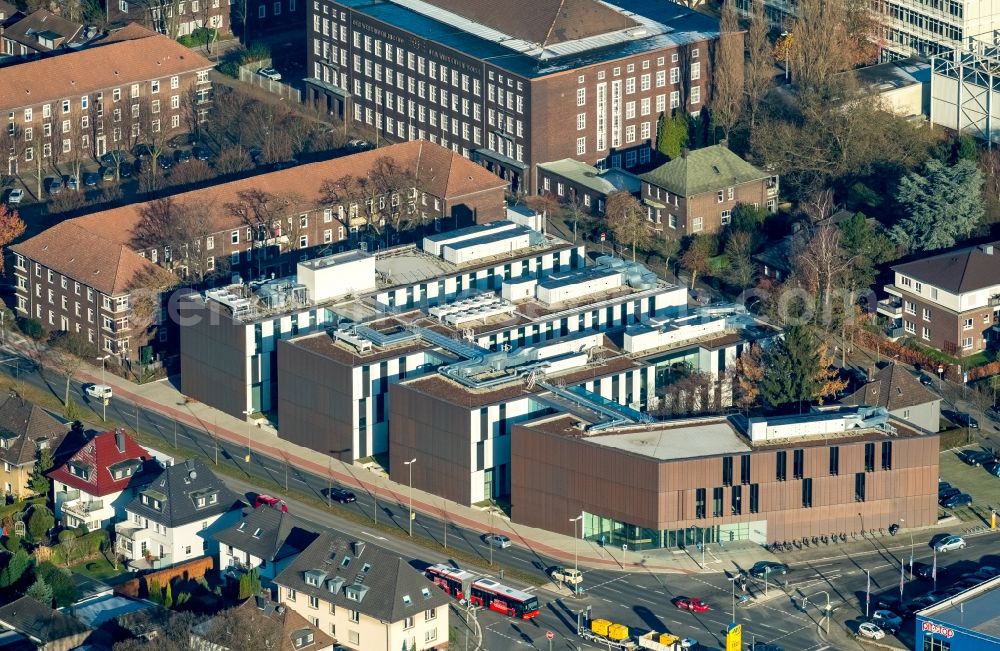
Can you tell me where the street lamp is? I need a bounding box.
[901,518,914,579]
[803,591,832,634]
[242,409,253,463]
[569,513,584,578]
[404,458,416,537]
[96,355,110,421]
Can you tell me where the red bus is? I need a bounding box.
[425,564,539,619]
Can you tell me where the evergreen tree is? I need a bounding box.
[891,159,984,252]
[164,581,174,609]
[148,578,163,604]
[27,505,54,542]
[0,549,31,588]
[26,577,52,606]
[35,562,79,608]
[656,111,689,159]
[29,445,54,496]
[758,325,822,412]
[238,572,251,600]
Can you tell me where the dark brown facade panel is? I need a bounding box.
[178,300,250,419]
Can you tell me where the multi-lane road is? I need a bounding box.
[4,351,998,650]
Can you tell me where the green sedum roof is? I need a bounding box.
[639,145,769,197]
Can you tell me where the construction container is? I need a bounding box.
[608,624,629,641]
[659,633,680,645]
[590,619,612,636]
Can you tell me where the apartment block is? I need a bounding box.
[512,408,939,548]
[0,24,211,175]
[877,241,1000,356]
[306,0,722,192]
[639,144,778,236]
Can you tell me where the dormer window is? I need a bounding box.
[402,594,412,606]
[237,522,247,532]
[341,556,351,568]
[252,528,263,538]
[421,587,431,599]
[304,569,328,586]
[345,584,369,602]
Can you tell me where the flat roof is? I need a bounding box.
[919,577,1000,637]
[537,159,641,195]
[557,416,752,460]
[336,0,719,79]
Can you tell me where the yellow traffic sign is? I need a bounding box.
[726,624,742,651]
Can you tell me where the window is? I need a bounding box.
[721,456,733,486]
[775,450,786,481]
[792,449,804,479]
[287,588,297,601]
[740,454,750,485]
[855,472,866,502]
[963,318,973,330]
[259,4,265,16]
[576,88,586,106]
[881,441,892,470]
[731,485,742,515]
[576,137,586,155]
[404,616,414,630]
[576,113,586,130]
[922,327,930,340]
[691,86,701,104]
[712,487,723,517]
[963,336,974,349]
[62,99,70,114]
[923,308,931,321]
[670,67,679,84]
[695,487,706,519]
[829,446,839,475]
[309,595,319,609]
[721,209,731,225]
[749,484,759,513]
[231,230,239,244]
[802,478,813,508]
[349,610,360,623]
[864,442,875,472]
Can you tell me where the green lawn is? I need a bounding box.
[71,555,128,582]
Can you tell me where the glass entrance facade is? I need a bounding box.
[582,512,767,551]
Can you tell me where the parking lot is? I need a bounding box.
[939,444,1000,524]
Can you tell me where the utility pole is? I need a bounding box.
[96,355,110,422]
[404,458,416,536]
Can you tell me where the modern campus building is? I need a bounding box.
[511,407,940,548]
[877,241,1000,356]
[931,35,1000,144]
[916,576,1000,650]
[305,0,723,192]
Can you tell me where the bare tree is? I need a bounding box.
[318,158,419,245]
[132,196,217,280]
[724,230,757,288]
[680,234,716,289]
[125,266,179,366]
[712,1,744,139]
[225,189,298,277]
[793,223,855,316]
[788,0,853,94]
[215,146,254,176]
[0,124,27,181]
[604,191,649,261]
[744,0,773,128]
[205,605,282,651]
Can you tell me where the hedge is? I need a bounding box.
[50,530,108,566]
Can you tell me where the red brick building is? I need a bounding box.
[0,24,212,175]
[11,140,508,361]
[306,0,725,194]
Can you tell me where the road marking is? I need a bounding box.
[637,596,657,604]
[603,587,624,595]
[359,531,387,541]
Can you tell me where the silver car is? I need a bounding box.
[484,534,511,549]
[934,535,967,552]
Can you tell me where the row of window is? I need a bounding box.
[694,484,759,518]
[574,49,697,88]
[576,65,697,108]
[9,78,195,123]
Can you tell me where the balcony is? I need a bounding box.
[886,326,905,341]
[883,284,903,298]
[62,499,104,521]
[877,298,903,319]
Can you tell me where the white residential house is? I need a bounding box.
[48,429,158,530]
[216,507,320,590]
[115,458,245,570]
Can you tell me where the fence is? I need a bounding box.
[115,555,215,598]
[238,65,303,103]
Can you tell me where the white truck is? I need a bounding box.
[549,565,584,586]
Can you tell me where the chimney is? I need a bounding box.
[352,541,366,557]
[868,366,875,382]
[680,148,689,158]
[115,428,125,453]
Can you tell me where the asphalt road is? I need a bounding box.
[4,354,998,650]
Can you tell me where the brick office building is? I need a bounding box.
[305,0,722,194]
[12,141,507,362]
[106,0,229,37]
[511,409,939,548]
[877,241,1000,356]
[0,24,211,175]
[639,143,778,237]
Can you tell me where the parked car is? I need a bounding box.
[327,487,356,503]
[173,148,192,163]
[484,533,511,549]
[100,151,128,166]
[972,566,1000,581]
[193,145,211,161]
[959,449,996,466]
[47,177,63,195]
[953,578,982,591]
[65,175,78,191]
[673,597,710,613]
[938,487,961,501]
[83,171,100,187]
[254,494,288,512]
[984,461,1000,477]
[945,410,979,428]
[941,493,973,509]
[158,156,174,170]
[119,162,133,178]
[84,384,113,400]
[5,188,23,205]
[257,67,282,81]
[749,561,789,578]
[133,143,153,158]
[919,374,934,386]
[858,623,885,640]
[934,535,967,552]
[872,610,902,633]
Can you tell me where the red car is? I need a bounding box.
[254,494,288,512]
[674,597,710,613]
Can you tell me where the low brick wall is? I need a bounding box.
[115,555,214,599]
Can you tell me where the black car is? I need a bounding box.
[941,493,973,508]
[919,374,934,386]
[939,486,960,501]
[193,145,211,161]
[119,162,133,178]
[328,487,357,503]
[174,148,192,163]
[133,143,153,158]
[100,150,129,166]
[985,461,1000,477]
[158,156,174,170]
[83,171,100,187]
[959,449,996,466]
[750,644,784,651]
[945,410,979,429]
[913,562,946,580]
[749,561,788,578]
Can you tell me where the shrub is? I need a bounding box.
[15,317,44,340]
[35,562,78,607]
[57,530,78,543]
[177,27,217,47]
[27,505,54,542]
